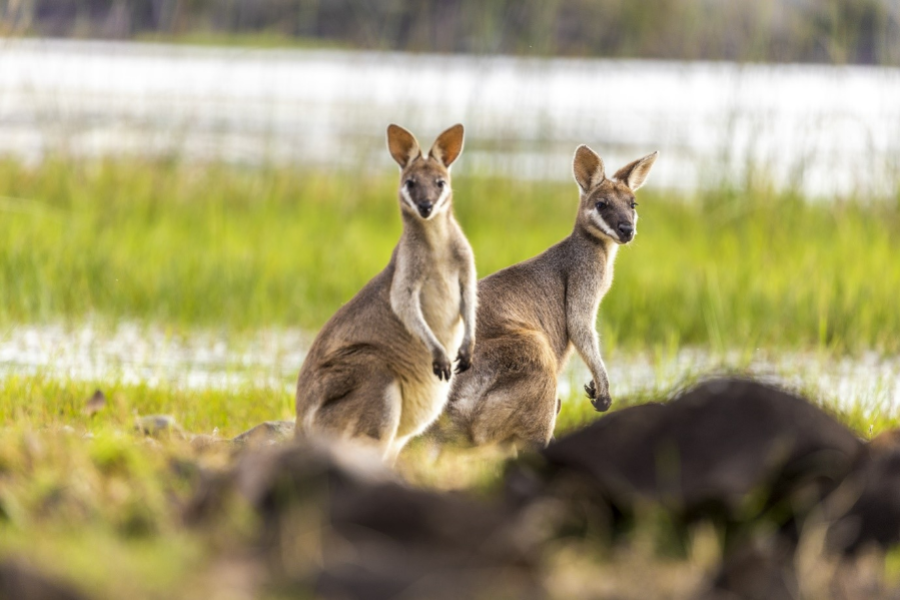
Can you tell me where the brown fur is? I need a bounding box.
[448,145,657,448]
[296,124,477,462]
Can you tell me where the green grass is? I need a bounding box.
[0,377,265,599]
[1,157,899,353]
[0,375,294,438]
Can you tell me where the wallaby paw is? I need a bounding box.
[585,381,612,412]
[454,347,472,374]
[432,355,453,381]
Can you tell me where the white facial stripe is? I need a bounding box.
[432,184,451,213]
[590,211,619,241]
[400,186,418,212]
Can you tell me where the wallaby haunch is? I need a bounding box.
[296,124,477,462]
[448,145,657,448]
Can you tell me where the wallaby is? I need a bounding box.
[296,124,477,462]
[447,145,657,448]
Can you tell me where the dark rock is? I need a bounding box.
[0,559,91,600]
[699,536,798,600]
[827,447,900,553]
[187,440,545,599]
[231,420,295,449]
[317,479,544,600]
[134,415,183,438]
[189,434,226,452]
[83,390,106,416]
[536,378,864,527]
[868,428,900,453]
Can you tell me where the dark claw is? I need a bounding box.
[454,352,472,374]
[585,380,611,412]
[591,395,612,412]
[433,361,452,381]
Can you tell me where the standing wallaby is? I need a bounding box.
[296,124,477,462]
[447,145,657,448]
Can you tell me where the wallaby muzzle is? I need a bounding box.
[417,202,434,218]
[617,223,635,243]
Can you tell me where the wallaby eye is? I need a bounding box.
[436,180,446,189]
[595,200,608,210]
[631,201,638,209]
[405,179,415,189]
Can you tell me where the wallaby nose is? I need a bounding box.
[617,223,634,240]
[417,202,433,218]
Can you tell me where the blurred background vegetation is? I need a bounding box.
[1,0,899,65]
[2,158,899,354]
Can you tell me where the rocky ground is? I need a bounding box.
[6,377,900,599]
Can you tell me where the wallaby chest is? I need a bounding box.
[392,231,465,353]
[571,244,617,306]
[422,266,461,338]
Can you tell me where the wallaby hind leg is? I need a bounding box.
[311,370,402,460]
[469,371,559,449]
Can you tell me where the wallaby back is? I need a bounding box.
[296,124,477,462]
[447,146,657,448]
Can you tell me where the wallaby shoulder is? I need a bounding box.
[476,235,611,361]
[299,252,401,369]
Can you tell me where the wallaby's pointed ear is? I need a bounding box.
[387,124,422,168]
[614,151,659,191]
[429,124,464,168]
[573,145,605,193]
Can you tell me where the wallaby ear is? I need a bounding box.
[614,151,659,191]
[429,124,465,167]
[387,124,422,168]
[573,145,605,193]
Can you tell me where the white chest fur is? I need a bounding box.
[420,265,463,351]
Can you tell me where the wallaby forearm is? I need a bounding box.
[565,266,609,388]
[454,257,478,373]
[569,320,609,388]
[390,281,446,356]
[459,258,477,345]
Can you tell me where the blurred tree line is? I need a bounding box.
[1,0,899,65]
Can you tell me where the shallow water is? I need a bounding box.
[1,39,899,197]
[2,323,898,418]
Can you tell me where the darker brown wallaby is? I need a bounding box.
[296,124,477,462]
[447,145,657,448]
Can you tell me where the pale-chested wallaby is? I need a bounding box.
[296,124,477,462]
[447,145,657,448]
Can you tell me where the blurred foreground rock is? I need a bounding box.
[530,378,864,537]
[0,559,91,600]
[231,420,295,449]
[187,439,545,599]
[185,378,900,599]
[698,536,799,600]
[134,415,183,438]
[82,390,106,417]
[827,443,900,553]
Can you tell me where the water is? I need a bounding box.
[2,38,900,197]
[2,323,898,419]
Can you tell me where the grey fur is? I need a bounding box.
[448,146,658,448]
